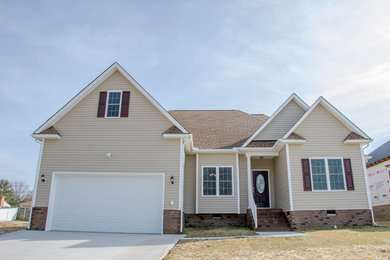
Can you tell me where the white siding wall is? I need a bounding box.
[197,154,238,213]
[184,155,196,213]
[239,155,248,213]
[273,147,290,211]
[254,100,305,140]
[36,71,181,210]
[289,104,369,210]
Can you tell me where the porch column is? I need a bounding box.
[246,154,252,208]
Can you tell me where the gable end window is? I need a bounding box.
[202,166,233,196]
[106,91,121,117]
[308,158,347,191]
[97,91,130,118]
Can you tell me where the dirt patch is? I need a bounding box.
[166,225,390,259]
[184,226,257,238]
[0,221,28,235]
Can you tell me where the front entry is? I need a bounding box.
[252,170,270,208]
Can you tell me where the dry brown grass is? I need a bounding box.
[165,224,390,259]
[184,226,257,238]
[0,221,28,235]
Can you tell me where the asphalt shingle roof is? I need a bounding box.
[367,139,390,166]
[169,110,268,149]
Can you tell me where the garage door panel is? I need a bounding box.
[48,174,163,234]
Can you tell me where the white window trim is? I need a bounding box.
[105,90,123,118]
[309,157,347,192]
[201,166,234,197]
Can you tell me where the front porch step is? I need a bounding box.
[255,208,292,231]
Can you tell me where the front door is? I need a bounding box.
[252,171,270,208]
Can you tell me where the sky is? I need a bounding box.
[0,0,389,187]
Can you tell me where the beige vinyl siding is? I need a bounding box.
[273,147,290,211]
[289,104,369,210]
[254,100,305,140]
[239,155,248,213]
[36,71,181,210]
[251,159,275,208]
[197,154,238,213]
[184,155,196,213]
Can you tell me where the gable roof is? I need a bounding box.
[282,96,371,141]
[33,62,188,135]
[367,139,390,166]
[169,110,268,149]
[241,94,309,147]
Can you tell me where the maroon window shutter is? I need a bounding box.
[120,91,130,117]
[97,91,107,117]
[301,159,312,191]
[343,158,354,190]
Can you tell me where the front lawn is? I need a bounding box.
[184,226,257,238]
[0,221,28,235]
[165,223,390,259]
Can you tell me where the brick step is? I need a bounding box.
[257,222,290,227]
[258,220,289,225]
[257,208,283,213]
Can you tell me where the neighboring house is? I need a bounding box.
[18,201,32,220]
[366,140,390,220]
[29,62,373,234]
[0,196,11,208]
[0,196,17,222]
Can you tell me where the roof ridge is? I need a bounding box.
[169,109,243,112]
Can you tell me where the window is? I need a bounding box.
[202,166,233,196]
[106,91,122,117]
[310,158,346,191]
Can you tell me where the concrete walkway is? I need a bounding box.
[181,231,306,240]
[0,230,183,260]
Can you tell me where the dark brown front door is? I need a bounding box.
[252,171,270,208]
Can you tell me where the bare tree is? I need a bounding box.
[10,181,32,205]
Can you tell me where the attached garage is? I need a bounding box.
[45,173,164,234]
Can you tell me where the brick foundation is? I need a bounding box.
[287,209,372,229]
[246,209,255,229]
[373,204,390,221]
[29,207,48,230]
[163,210,181,234]
[184,213,247,227]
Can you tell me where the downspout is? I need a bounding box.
[360,143,377,226]
[179,138,185,233]
[28,138,44,229]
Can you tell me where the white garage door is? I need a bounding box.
[46,173,164,234]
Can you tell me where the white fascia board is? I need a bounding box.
[241,93,309,148]
[193,148,239,154]
[34,62,188,135]
[244,151,279,157]
[344,139,372,144]
[280,139,306,143]
[162,134,192,139]
[31,134,61,140]
[283,96,371,140]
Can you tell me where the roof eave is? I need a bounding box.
[31,134,61,140]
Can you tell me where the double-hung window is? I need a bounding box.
[202,167,233,196]
[310,158,346,191]
[106,91,122,117]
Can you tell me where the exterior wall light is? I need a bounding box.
[170,176,175,184]
[41,174,46,183]
[105,152,112,158]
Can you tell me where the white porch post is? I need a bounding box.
[246,154,252,207]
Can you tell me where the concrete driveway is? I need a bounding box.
[0,230,183,260]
